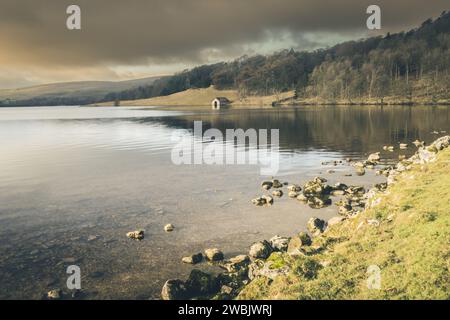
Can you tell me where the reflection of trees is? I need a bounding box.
[138,106,450,154]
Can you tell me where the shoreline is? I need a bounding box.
[160,135,450,300]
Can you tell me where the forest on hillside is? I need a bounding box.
[106,11,450,105]
[2,11,449,106]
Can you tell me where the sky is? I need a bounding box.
[0,0,448,89]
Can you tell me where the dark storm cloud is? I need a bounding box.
[0,0,448,67]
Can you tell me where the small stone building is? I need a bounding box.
[211,97,230,110]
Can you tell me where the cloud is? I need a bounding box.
[0,0,448,87]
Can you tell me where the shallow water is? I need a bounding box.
[0,105,448,299]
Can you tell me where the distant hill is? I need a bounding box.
[0,76,164,106]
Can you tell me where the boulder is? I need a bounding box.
[368,152,381,162]
[328,216,346,227]
[251,196,267,206]
[185,269,219,297]
[262,195,274,205]
[182,253,203,264]
[287,184,302,192]
[356,168,366,176]
[261,181,273,190]
[269,235,290,252]
[204,248,224,261]
[287,232,312,255]
[272,179,283,188]
[47,289,62,300]
[307,196,331,209]
[221,255,251,273]
[161,279,186,300]
[296,193,308,202]
[249,240,273,259]
[272,189,283,197]
[126,230,144,240]
[307,217,327,236]
[288,191,299,198]
[164,224,175,232]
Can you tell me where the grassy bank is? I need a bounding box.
[95,86,295,107]
[238,148,450,300]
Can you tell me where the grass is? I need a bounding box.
[97,86,295,107]
[238,149,450,300]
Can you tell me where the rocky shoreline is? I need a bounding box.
[160,135,450,301]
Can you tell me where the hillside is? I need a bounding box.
[96,86,294,107]
[0,76,163,106]
[238,138,450,299]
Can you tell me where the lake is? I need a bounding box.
[0,105,449,299]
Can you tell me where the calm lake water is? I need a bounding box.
[0,105,449,299]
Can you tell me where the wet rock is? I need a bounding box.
[164,224,175,232]
[288,191,299,198]
[307,217,327,236]
[272,189,283,197]
[204,248,224,261]
[433,135,449,150]
[261,181,273,190]
[185,269,219,297]
[161,279,186,300]
[182,253,203,264]
[269,235,290,252]
[249,240,273,259]
[355,167,366,176]
[262,195,274,205]
[413,139,424,148]
[272,179,283,188]
[87,235,99,242]
[307,196,331,209]
[47,289,62,300]
[126,230,144,240]
[296,193,308,202]
[252,196,267,206]
[287,184,302,192]
[353,161,365,168]
[221,255,251,273]
[368,152,381,162]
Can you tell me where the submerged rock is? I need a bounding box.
[204,248,224,261]
[182,253,203,264]
[126,230,144,240]
[161,279,186,300]
[249,240,273,259]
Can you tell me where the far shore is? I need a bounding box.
[92,86,450,109]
